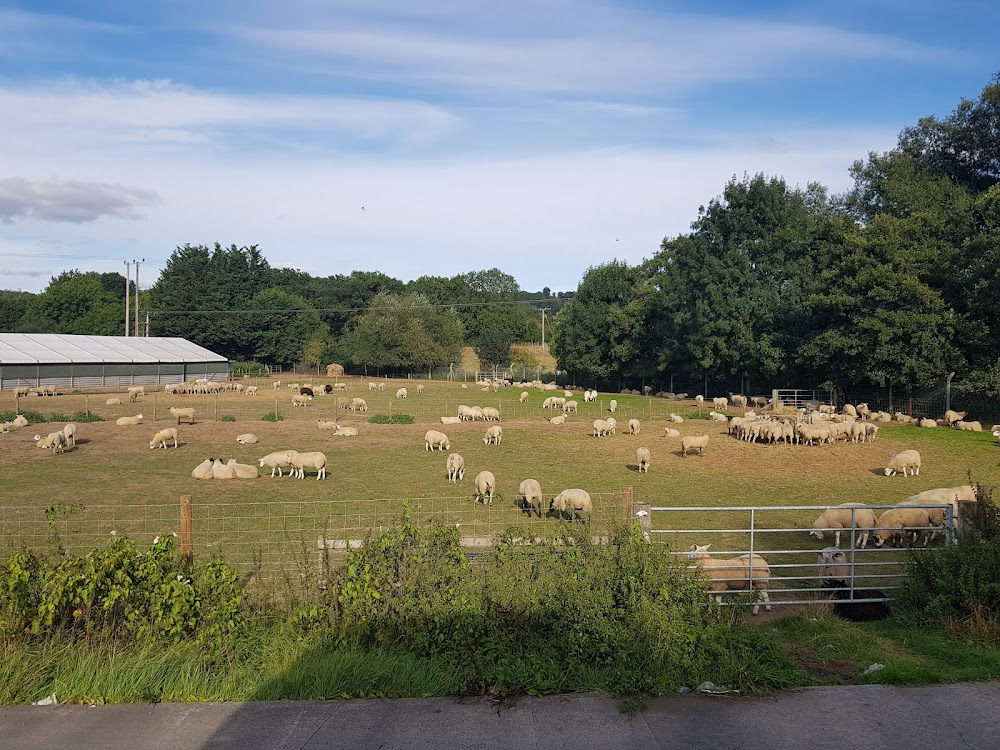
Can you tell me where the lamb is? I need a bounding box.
[520,391,529,403]
[225,459,258,479]
[944,409,967,426]
[474,470,496,505]
[34,431,67,454]
[61,423,77,447]
[481,407,501,421]
[258,450,300,478]
[549,414,567,425]
[116,414,144,426]
[212,458,237,480]
[608,399,617,414]
[290,451,327,480]
[884,450,921,477]
[564,390,574,398]
[424,430,451,451]
[483,425,503,445]
[518,478,543,516]
[105,398,122,406]
[169,407,195,425]
[708,411,728,422]
[128,386,145,402]
[350,398,368,412]
[955,420,983,432]
[687,544,771,615]
[873,507,933,547]
[550,488,592,522]
[292,394,312,408]
[712,397,728,410]
[628,418,641,435]
[669,413,683,423]
[149,427,179,449]
[236,433,259,444]
[663,427,681,438]
[809,504,878,548]
[636,447,651,473]
[440,416,462,425]
[592,419,612,437]
[918,418,938,428]
[447,453,465,482]
[333,424,359,437]
[396,387,408,399]
[191,458,215,479]
[680,434,709,457]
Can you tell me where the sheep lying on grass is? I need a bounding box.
[687,544,771,615]
[884,450,921,477]
[334,424,359,437]
[550,488,592,522]
[116,414,143,426]
[662,427,680,438]
[236,433,258,444]
[106,398,122,406]
[226,459,259,479]
[447,453,465,482]
[34,431,67,454]
[518,478,543,517]
[809,503,878,548]
[918,418,937,428]
[149,427,179,449]
[955,420,983,432]
[440,416,462,425]
[549,414,567,425]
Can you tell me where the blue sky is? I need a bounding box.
[1,1,997,294]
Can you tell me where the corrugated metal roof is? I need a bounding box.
[0,334,227,364]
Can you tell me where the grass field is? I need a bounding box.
[2,376,998,588]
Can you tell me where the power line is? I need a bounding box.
[149,298,565,316]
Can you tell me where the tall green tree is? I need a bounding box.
[20,271,124,335]
[247,288,327,366]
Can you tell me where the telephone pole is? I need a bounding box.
[124,260,131,336]
[134,259,143,336]
[540,307,550,348]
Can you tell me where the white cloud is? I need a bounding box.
[0,178,160,224]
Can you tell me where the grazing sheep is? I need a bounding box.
[712,397,728,410]
[61,423,76,447]
[424,430,451,451]
[482,407,501,421]
[731,395,748,408]
[447,453,465,482]
[396,387,408,399]
[606,417,617,434]
[258,450,299,478]
[483,425,503,445]
[550,488,592,522]
[900,486,977,534]
[169,407,195,425]
[474,470,496,505]
[333,423,359,437]
[517,478,544,517]
[884,450,921,477]
[378,382,386,391]
[292,394,312,408]
[290,451,327,480]
[680,434,709,457]
[246,386,258,396]
[873,507,933,547]
[687,544,771,615]
[549,414,567,425]
[944,409,967,426]
[128,386,145,402]
[149,427,179,449]
[520,391,529,403]
[918,418,938,428]
[669,413,683,423]
[13,386,30,398]
[592,419,612,437]
[563,401,578,413]
[350,398,368,412]
[236,433,259,444]
[609,399,617,414]
[105,398,122,406]
[628,418,640,435]
[191,458,215,479]
[584,389,596,402]
[440,416,462,425]
[841,404,858,418]
[663,427,681,438]
[225,459,258,479]
[955,420,983,432]
[809,504,878,548]
[368,382,378,391]
[34,431,67,454]
[116,414,144,426]
[636,447,651,473]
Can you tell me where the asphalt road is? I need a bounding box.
[3,682,999,750]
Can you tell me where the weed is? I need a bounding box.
[260,411,284,422]
[221,415,237,423]
[367,413,415,424]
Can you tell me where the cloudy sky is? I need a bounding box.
[1,1,997,294]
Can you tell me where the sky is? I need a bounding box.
[1,0,998,295]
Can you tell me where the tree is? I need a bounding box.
[21,271,124,335]
[247,288,326,366]
[0,291,35,331]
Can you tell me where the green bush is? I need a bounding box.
[261,411,284,422]
[0,410,45,424]
[221,415,237,423]
[231,361,269,378]
[44,411,104,424]
[367,413,415,424]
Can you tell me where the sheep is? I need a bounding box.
[149,427,179,449]
[115,414,144,426]
[680,434,709,457]
[860,423,879,443]
[483,425,503,445]
[809,504,878,548]
[336,396,351,409]
[290,451,327,480]
[128,386,145,402]
[368,382,378,391]
[292,394,312,408]
[712,397,728,411]
[955,420,983,432]
[520,391,529,403]
[287,382,300,390]
[549,414,567,425]
[246,386,258,396]
[563,401,578,413]
[873,507,933,547]
[316,420,338,430]
[606,417,617,434]
[550,488,592,522]
[584,390,596,402]
[592,419,612,437]
[396,387,408,399]
[105,398,122,406]
[34,431,67,454]
[856,402,871,419]
[636,447,651,473]
[169,407,195,425]
[884,450,921,477]
[350,398,368,412]
[226,459,258,479]
[841,404,857,418]
[687,544,771,615]
[273,380,282,390]
[447,453,465,482]
[609,399,617,414]
[378,382,386,391]
[10,414,28,429]
[61,423,77,447]
[817,548,851,586]
[731,394,748,408]
[333,424,359,437]
[563,390,574,398]
[894,412,914,424]
[236,433,259,444]
[212,458,237,480]
[474,470,496,505]
[900,485,977,534]
[191,458,214,479]
[669,413,683,423]
[258,450,299,478]
[944,409,967,426]
[918,418,938,428]
[623,417,639,435]
[695,395,704,407]
[511,478,544,517]
[440,416,462,425]
[663,427,681,438]
[424,430,451,451]
[482,407,501,421]
[708,411,728,422]
[13,386,30,398]
[795,423,832,446]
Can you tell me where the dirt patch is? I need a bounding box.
[782,642,861,683]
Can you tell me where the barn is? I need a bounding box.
[0,334,228,391]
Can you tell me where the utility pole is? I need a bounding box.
[134,259,143,336]
[124,260,131,336]
[540,307,550,348]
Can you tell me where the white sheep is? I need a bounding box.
[368,382,377,391]
[817,548,850,586]
[483,425,503,445]
[116,414,144,426]
[424,430,451,451]
[211,458,237,480]
[245,386,258,396]
[662,427,680,438]
[955,420,983,432]
[563,401,578,413]
[712,397,728,410]
[606,417,617,434]
[695,395,704,407]
[518,478,543,517]
[350,397,368,412]
[61,423,77,447]
[609,399,617,413]
[482,407,501,421]
[191,458,214,479]
[378,382,386,391]
[680,434,709,457]
[292,394,312,408]
[317,419,338,430]
[169,407,195,425]
[236,433,259,444]
[636,447,651,473]
[919,418,938,428]
[520,391,529,403]
[128,386,145,402]
[809,504,878,548]
[549,414,567,425]
[628,418,640,435]
[687,544,771,615]
[149,427,179,449]
[440,416,462,425]
[669,413,683,423]
[731,395,748,408]
[884,450,921,477]
[290,451,327,480]
[708,411,727,422]
[550,488,592,522]
[900,486,977,534]
[226,459,259,479]
[258,450,300,478]
[396,387,408,399]
[873,507,933,547]
[944,409,967,426]
[592,419,612,437]
[34,431,67,454]
[334,424,359,437]
[11,414,28,429]
[447,453,465,482]
[105,398,122,406]
[474,470,496,505]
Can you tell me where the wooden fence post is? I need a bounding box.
[180,495,193,562]
[152,393,157,422]
[85,394,90,417]
[214,394,219,422]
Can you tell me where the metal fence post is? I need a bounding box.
[180,495,192,563]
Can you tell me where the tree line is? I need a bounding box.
[552,73,1000,398]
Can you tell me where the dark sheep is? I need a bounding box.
[822,581,891,622]
[300,387,314,397]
